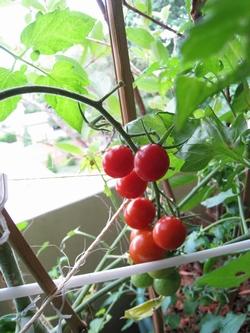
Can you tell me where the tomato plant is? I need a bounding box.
[0,0,250,332]
[124,197,156,229]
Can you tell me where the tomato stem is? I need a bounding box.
[0,85,138,152]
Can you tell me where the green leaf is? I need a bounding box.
[125,112,173,146]
[126,27,154,49]
[0,68,27,121]
[220,312,246,333]
[232,82,250,114]
[180,144,214,172]
[136,75,160,93]
[21,0,45,11]
[175,76,216,129]
[56,142,83,155]
[182,0,250,63]
[229,113,248,142]
[200,312,246,333]
[184,300,198,315]
[165,314,180,329]
[0,314,16,332]
[152,40,169,63]
[169,173,197,188]
[17,221,29,231]
[21,9,95,54]
[37,57,89,131]
[180,185,213,212]
[200,314,222,333]
[201,189,235,208]
[124,297,163,321]
[196,252,250,288]
[163,154,184,179]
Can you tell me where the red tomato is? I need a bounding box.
[115,170,147,199]
[130,227,152,242]
[124,197,156,229]
[153,216,186,250]
[129,230,165,264]
[134,144,170,181]
[102,145,134,178]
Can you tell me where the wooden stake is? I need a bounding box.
[105,0,137,123]
[2,209,86,333]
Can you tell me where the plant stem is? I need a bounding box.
[0,241,48,333]
[73,225,128,307]
[148,287,164,333]
[0,241,31,313]
[178,166,220,210]
[236,178,249,235]
[153,183,161,218]
[202,217,241,233]
[0,85,138,152]
[0,45,50,77]
[123,0,184,38]
[225,232,250,244]
[75,277,128,313]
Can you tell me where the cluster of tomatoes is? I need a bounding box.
[102,143,187,296]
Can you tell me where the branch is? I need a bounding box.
[0,85,137,152]
[123,0,184,38]
[191,0,206,22]
[0,45,50,77]
[96,0,108,21]
[148,287,164,333]
[178,166,220,210]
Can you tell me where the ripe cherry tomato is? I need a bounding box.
[102,145,134,178]
[153,216,186,250]
[129,230,165,264]
[134,144,170,181]
[115,170,147,199]
[130,228,152,242]
[124,197,156,229]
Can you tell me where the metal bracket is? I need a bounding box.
[0,173,8,209]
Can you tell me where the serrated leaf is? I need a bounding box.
[125,112,173,146]
[126,27,154,49]
[124,297,163,321]
[196,252,250,288]
[175,76,216,129]
[21,9,95,54]
[0,68,27,121]
[36,57,89,131]
[180,144,214,172]
[182,0,250,63]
